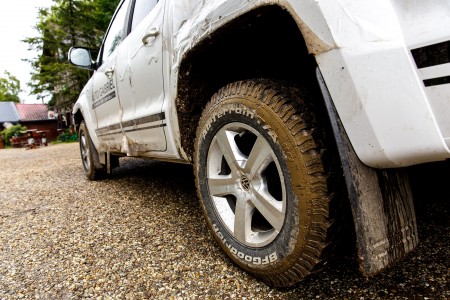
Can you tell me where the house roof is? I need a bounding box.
[15,104,49,122]
[0,102,20,123]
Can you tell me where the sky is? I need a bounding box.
[0,0,54,104]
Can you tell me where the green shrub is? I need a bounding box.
[1,124,27,147]
[56,129,78,143]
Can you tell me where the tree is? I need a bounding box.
[23,0,120,106]
[0,71,21,103]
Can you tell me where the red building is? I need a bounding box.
[14,104,58,142]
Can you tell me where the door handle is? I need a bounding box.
[104,67,114,79]
[142,28,159,45]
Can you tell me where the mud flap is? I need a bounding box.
[98,151,112,174]
[91,143,104,171]
[316,68,419,276]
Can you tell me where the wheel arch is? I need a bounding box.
[72,100,87,128]
[72,96,105,166]
[174,4,330,161]
[72,97,98,145]
[73,108,84,128]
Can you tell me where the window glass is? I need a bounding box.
[131,0,158,31]
[102,0,130,63]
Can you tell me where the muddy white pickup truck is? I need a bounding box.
[69,0,450,287]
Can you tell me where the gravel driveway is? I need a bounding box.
[0,143,448,299]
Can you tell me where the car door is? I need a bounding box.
[114,0,167,153]
[92,0,130,151]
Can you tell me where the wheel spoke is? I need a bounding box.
[215,128,245,172]
[233,198,252,243]
[245,136,273,177]
[80,132,90,169]
[251,191,284,232]
[208,176,237,197]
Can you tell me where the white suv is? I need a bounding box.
[69,0,450,287]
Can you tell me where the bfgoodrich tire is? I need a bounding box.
[79,121,105,180]
[194,80,339,287]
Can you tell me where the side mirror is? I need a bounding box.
[68,47,95,70]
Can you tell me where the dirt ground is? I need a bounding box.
[0,143,448,299]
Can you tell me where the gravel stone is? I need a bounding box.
[0,143,448,299]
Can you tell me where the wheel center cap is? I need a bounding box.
[240,175,251,191]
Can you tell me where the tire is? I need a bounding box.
[79,121,105,180]
[194,80,339,287]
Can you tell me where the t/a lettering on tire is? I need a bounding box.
[194,80,339,287]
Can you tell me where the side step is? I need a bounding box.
[316,68,419,276]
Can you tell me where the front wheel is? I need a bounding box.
[194,80,340,287]
[79,121,105,180]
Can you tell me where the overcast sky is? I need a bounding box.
[0,0,53,104]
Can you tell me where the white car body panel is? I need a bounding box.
[73,0,450,168]
[114,0,167,154]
